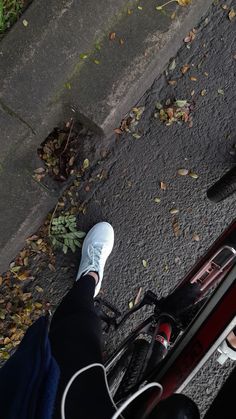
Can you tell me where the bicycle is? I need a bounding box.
[94,174,236,418]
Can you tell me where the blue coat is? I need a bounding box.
[0,316,60,419]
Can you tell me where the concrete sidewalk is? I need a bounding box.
[0,0,213,271]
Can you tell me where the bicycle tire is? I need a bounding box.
[114,339,149,402]
[207,166,236,203]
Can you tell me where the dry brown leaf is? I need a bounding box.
[134,287,143,305]
[221,4,228,10]
[177,0,191,5]
[0,276,3,286]
[114,128,123,135]
[172,219,181,237]
[190,76,197,81]
[18,272,30,281]
[119,38,125,45]
[168,80,177,86]
[181,64,190,74]
[109,32,116,41]
[200,89,207,96]
[228,8,236,21]
[192,232,200,242]
[160,181,167,190]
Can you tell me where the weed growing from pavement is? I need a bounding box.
[0,0,24,34]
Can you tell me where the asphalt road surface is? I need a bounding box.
[34,1,236,416]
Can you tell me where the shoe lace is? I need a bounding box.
[91,243,106,268]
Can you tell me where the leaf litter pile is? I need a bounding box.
[154,99,193,127]
[36,120,80,182]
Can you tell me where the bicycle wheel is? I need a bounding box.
[113,338,149,402]
[207,166,236,203]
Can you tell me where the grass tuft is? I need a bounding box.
[0,0,24,34]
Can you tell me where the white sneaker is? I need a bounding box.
[76,222,114,297]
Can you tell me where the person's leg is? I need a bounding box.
[49,222,115,419]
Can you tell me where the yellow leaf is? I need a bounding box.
[83,159,90,170]
[177,0,191,6]
[228,8,236,21]
[142,259,147,268]
[18,272,29,281]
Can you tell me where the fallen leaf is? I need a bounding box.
[48,263,56,272]
[184,30,196,43]
[204,72,209,77]
[80,53,88,59]
[132,133,142,139]
[168,80,177,86]
[93,59,100,65]
[119,38,125,45]
[189,171,199,179]
[137,5,143,10]
[23,257,29,267]
[83,159,90,170]
[181,64,190,74]
[142,259,148,268]
[22,19,28,27]
[18,272,30,281]
[169,59,176,71]
[27,235,38,241]
[170,208,179,215]
[217,88,224,95]
[175,100,187,108]
[114,128,123,135]
[127,8,133,15]
[34,167,45,174]
[129,301,134,309]
[69,156,75,166]
[200,89,207,96]
[35,285,44,293]
[190,76,197,81]
[221,4,228,10]
[155,102,163,110]
[228,8,236,21]
[177,168,189,176]
[160,181,167,190]
[172,219,181,237]
[177,0,191,6]
[154,197,161,203]
[191,90,195,96]
[109,32,116,40]
[35,302,43,309]
[192,232,200,242]
[134,287,143,305]
[0,276,3,286]
[64,82,71,89]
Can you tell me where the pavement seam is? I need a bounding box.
[0,97,36,135]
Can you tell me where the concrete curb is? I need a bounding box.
[0,0,213,272]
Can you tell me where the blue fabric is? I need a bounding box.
[0,316,60,419]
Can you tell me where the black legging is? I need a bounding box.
[49,275,200,419]
[49,275,116,419]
